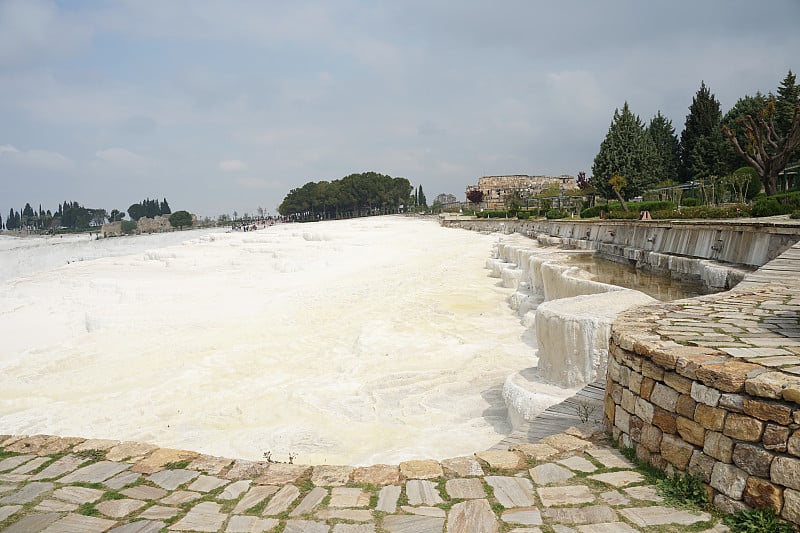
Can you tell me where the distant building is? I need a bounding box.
[465,174,577,210]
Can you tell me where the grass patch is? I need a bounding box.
[163,460,191,470]
[72,481,105,490]
[78,502,99,516]
[656,472,708,509]
[0,447,19,460]
[724,507,796,533]
[75,449,106,462]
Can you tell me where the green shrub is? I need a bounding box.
[656,472,708,508]
[791,210,800,219]
[607,210,640,219]
[545,208,569,219]
[751,197,787,217]
[682,197,701,207]
[651,204,750,219]
[724,506,795,533]
[581,204,615,218]
[516,210,531,220]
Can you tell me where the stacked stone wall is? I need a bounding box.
[604,284,800,524]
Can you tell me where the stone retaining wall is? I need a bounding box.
[604,274,800,524]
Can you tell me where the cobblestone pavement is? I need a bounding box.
[0,429,725,532]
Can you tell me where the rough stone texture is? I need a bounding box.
[232,485,278,514]
[52,486,105,504]
[772,456,800,491]
[319,508,373,521]
[40,513,118,533]
[664,372,693,394]
[485,476,535,508]
[714,493,750,514]
[311,465,354,487]
[661,434,694,470]
[704,431,734,463]
[691,381,721,406]
[501,506,543,526]
[676,416,705,446]
[694,404,726,432]
[218,479,251,500]
[688,450,716,483]
[743,476,783,511]
[588,471,644,488]
[476,450,524,470]
[441,456,485,476]
[405,480,443,506]
[724,413,764,442]
[30,455,87,480]
[538,434,591,452]
[187,474,228,493]
[446,499,499,533]
[255,463,309,485]
[719,393,745,413]
[651,407,677,434]
[746,371,796,399]
[376,485,401,513]
[147,468,199,490]
[732,443,774,477]
[445,478,486,499]
[542,505,617,524]
[329,487,370,508]
[619,505,712,527]
[650,383,680,412]
[529,463,573,485]
[696,361,762,393]
[398,460,442,479]
[640,424,663,452]
[106,442,157,462]
[225,516,280,533]
[536,485,595,507]
[743,398,793,425]
[0,481,53,504]
[764,424,790,452]
[263,484,301,515]
[675,394,697,418]
[60,461,130,483]
[121,484,168,500]
[557,456,596,473]
[95,498,145,518]
[282,520,329,533]
[291,486,327,516]
[783,488,800,524]
[383,515,444,533]
[710,462,748,500]
[131,448,198,474]
[352,464,400,485]
[586,448,634,469]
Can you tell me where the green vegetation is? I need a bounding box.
[724,507,795,533]
[168,210,193,229]
[278,171,413,219]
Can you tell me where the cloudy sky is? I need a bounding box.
[1,1,798,219]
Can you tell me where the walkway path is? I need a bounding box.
[0,429,721,533]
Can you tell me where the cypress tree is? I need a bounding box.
[648,111,681,183]
[591,102,659,200]
[680,81,726,181]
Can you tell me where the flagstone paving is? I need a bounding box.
[0,429,727,532]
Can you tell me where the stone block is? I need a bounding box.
[311,465,353,487]
[661,434,694,470]
[772,456,800,491]
[723,413,764,442]
[399,460,443,480]
[676,416,705,447]
[446,499,499,532]
[621,389,636,414]
[676,353,726,380]
[352,464,400,485]
[604,395,616,425]
[719,393,745,413]
[640,378,655,401]
[610,383,623,404]
[696,361,762,393]
[476,450,524,470]
[710,462,748,500]
[691,381,721,407]
[732,443,774,477]
[641,360,664,381]
[704,431,734,463]
[618,365,630,387]
[694,404,725,432]
[640,424,663,452]
[376,484,401,513]
[688,450,715,483]
[629,416,643,443]
[764,424,790,452]
[743,477,783,511]
[746,371,796,400]
[651,383,680,412]
[634,398,654,423]
[649,453,666,471]
[651,407,677,434]
[664,372,692,394]
[614,408,631,433]
[714,493,750,514]
[789,431,800,457]
[608,357,621,382]
[629,371,643,395]
[743,398,793,425]
[675,394,697,418]
[782,488,800,524]
[635,445,650,464]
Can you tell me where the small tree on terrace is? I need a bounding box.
[169,210,193,229]
[466,189,484,212]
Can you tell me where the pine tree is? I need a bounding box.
[418,185,427,208]
[776,70,800,137]
[680,81,726,181]
[160,198,171,215]
[591,102,660,201]
[7,208,14,230]
[648,111,681,183]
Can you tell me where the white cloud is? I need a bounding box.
[95,148,145,165]
[220,159,247,172]
[0,144,72,170]
[0,144,20,154]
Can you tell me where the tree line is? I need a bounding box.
[277,172,418,219]
[2,197,172,231]
[589,70,800,203]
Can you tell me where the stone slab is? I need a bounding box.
[485,476,535,508]
[291,486,327,516]
[352,464,400,485]
[331,525,376,533]
[255,463,309,484]
[399,460,443,479]
[168,501,227,531]
[147,468,199,490]
[40,513,118,533]
[104,471,142,490]
[589,471,644,487]
[60,461,130,483]
[106,442,157,462]
[263,484,300,515]
[109,521,167,533]
[441,456,484,476]
[218,479,252,500]
[30,455,87,480]
[557,456,597,473]
[139,505,179,520]
[406,479,443,506]
[619,505,712,526]
[318,509,374,521]
[530,463,574,485]
[512,443,559,461]
[0,481,53,504]
[502,506,543,525]
[383,514,445,533]
[445,477,486,499]
[232,484,278,514]
[400,505,445,517]
[52,485,104,504]
[0,454,36,472]
[542,505,617,524]
[0,504,22,521]
[329,486,370,508]
[131,448,198,474]
[121,484,168,500]
[476,450,524,470]
[537,485,595,507]
[160,490,201,505]
[9,456,48,474]
[283,521,329,533]
[0,512,60,533]
[35,498,79,512]
[187,474,228,492]
[95,498,146,518]
[576,523,637,532]
[311,465,353,486]
[447,499,499,532]
[225,515,280,533]
[376,484,401,513]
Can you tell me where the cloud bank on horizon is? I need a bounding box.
[0,0,798,218]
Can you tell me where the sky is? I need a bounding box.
[0,1,798,220]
